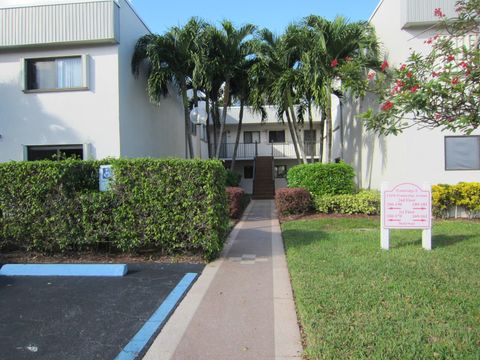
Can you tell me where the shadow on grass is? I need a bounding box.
[388,234,475,249]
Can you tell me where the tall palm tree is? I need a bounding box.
[212,21,257,159]
[303,16,380,162]
[131,18,206,159]
[251,28,308,164]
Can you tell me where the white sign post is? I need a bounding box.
[381,182,432,250]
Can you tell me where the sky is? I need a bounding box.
[129,0,381,35]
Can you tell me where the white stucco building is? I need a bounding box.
[0,0,185,162]
[332,0,479,189]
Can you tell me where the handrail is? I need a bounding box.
[212,141,318,159]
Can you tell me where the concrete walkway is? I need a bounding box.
[143,200,302,360]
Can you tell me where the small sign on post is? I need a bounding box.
[381,182,432,250]
[99,165,113,192]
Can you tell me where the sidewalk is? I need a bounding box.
[143,200,302,360]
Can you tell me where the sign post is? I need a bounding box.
[381,182,432,250]
[99,165,113,192]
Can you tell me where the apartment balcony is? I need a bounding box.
[0,0,119,49]
[401,0,456,28]
[214,142,318,160]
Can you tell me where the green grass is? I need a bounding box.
[282,218,480,359]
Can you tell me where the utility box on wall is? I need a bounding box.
[99,165,113,192]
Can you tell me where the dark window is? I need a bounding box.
[26,56,83,91]
[269,130,285,143]
[275,165,287,178]
[27,145,83,161]
[244,131,260,144]
[244,166,254,179]
[445,136,480,170]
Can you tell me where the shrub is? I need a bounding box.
[226,187,249,219]
[225,169,241,187]
[287,162,355,197]
[452,182,480,216]
[275,188,312,216]
[0,158,229,260]
[315,190,380,215]
[431,182,480,218]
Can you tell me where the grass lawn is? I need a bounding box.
[282,218,480,359]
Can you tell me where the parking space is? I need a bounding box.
[0,263,203,360]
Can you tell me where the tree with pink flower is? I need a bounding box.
[362,0,479,135]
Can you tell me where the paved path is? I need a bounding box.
[143,200,302,360]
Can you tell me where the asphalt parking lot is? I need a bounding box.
[0,263,203,360]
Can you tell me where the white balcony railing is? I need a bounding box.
[214,142,317,159]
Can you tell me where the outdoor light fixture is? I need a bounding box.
[189,106,208,124]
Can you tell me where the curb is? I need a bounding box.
[0,264,128,277]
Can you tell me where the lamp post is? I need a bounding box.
[189,105,208,159]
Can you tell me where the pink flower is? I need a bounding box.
[406,71,413,78]
[410,85,420,93]
[396,79,405,87]
[381,60,389,72]
[367,71,376,80]
[451,77,459,85]
[434,8,445,17]
[330,58,338,68]
[447,54,455,62]
[459,61,468,69]
[381,100,394,111]
[432,71,441,77]
[345,56,353,62]
[400,64,407,71]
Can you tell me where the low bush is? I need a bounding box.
[0,158,229,260]
[287,162,355,197]
[315,190,380,215]
[226,187,249,219]
[276,188,312,216]
[432,182,480,218]
[225,169,241,187]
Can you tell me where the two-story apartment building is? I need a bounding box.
[205,106,324,197]
[330,0,479,189]
[0,0,185,162]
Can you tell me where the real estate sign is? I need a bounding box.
[381,182,432,250]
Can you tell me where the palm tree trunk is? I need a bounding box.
[325,105,332,163]
[212,98,218,158]
[216,79,231,159]
[319,109,326,163]
[308,102,314,163]
[286,91,307,164]
[180,79,194,159]
[205,95,212,159]
[230,98,244,171]
[285,110,301,164]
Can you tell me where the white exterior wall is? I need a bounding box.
[117,0,185,158]
[337,0,480,189]
[0,44,120,161]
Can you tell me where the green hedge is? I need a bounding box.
[287,162,356,197]
[0,158,228,260]
[432,182,480,218]
[315,190,380,215]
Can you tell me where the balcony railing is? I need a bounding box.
[213,142,317,159]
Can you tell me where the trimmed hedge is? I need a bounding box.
[0,158,229,260]
[287,162,355,197]
[432,182,480,218]
[225,169,241,187]
[315,190,380,215]
[226,187,249,219]
[275,188,312,216]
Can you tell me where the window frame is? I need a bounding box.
[244,166,254,179]
[22,55,89,93]
[444,135,480,171]
[26,144,84,161]
[268,130,286,144]
[243,131,260,144]
[275,165,287,178]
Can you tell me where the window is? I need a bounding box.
[27,145,84,161]
[244,131,260,144]
[275,165,287,178]
[445,136,480,170]
[25,56,87,91]
[269,130,285,143]
[244,166,254,179]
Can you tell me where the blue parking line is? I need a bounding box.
[115,272,198,360]
[0,264,128,277]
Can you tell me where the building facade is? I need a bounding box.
[0,0,185,162]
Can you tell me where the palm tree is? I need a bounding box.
[303,16,380,162]
[211,21,257,159]
[252,27,308,164]
[131,18,206,159]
